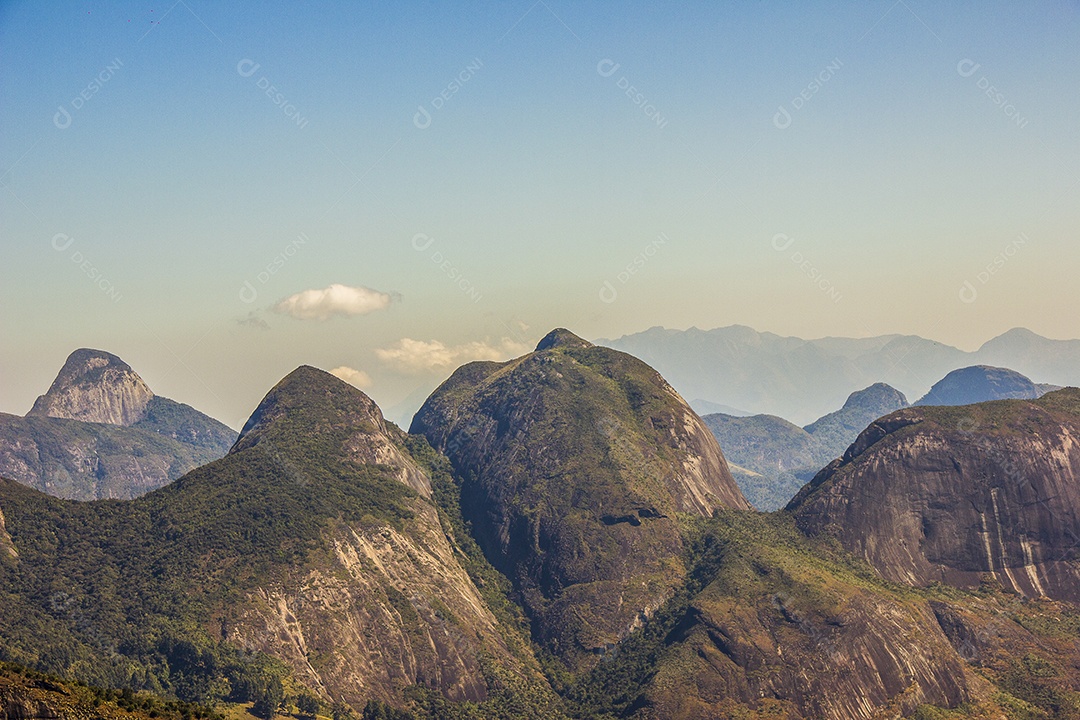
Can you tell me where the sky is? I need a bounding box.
[1,0,1078,429]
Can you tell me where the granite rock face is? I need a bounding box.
[214,367,539,707]
[789,388,1080,601]
[2,350,234,500]
[28,349,154,426]
[0,505,15,564]
[412,329,749,670]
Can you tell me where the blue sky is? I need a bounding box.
[2,1,1078,428]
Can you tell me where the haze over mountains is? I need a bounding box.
[2,330,1080,719]
[601,326,1080,425]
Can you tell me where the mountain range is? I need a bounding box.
[600,325,1080,425]
[704,382,910,510]
[708,365,1057,511]
[1,330,1080,719]
[0,349,235,500]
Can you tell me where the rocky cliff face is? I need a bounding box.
[789,388,1080,601]
[192,366,541,708]
[412,329,749,670]
[0,506,15,564]
[2,351,235,500]
[0,413,228,500]
[28,349,153,426]
[639,579,975,719]
[0,366,550,713]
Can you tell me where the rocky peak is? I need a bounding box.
[535,327,593,351]
[412,339,748,670]
[841,382,908,412]
[28,348,153,426]
[233,365,430,496]
[789,389,1080,601]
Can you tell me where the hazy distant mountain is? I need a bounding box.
[0,349,234,499]
[599,326,1080,425]
[689,399,753,416]
[704,383,909,510]
[915,365,1041,406]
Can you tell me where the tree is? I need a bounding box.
[297,693,320,718]
[251,675,283,719]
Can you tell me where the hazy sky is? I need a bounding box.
[2,1,1078,428]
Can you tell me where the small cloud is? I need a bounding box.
[237,312,270,330]
[273,284,391,321]
[376,337,530,374]
[329,366,373,389]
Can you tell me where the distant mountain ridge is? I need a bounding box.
[704,382,910,510]
[599,326,1080,425]
[0,349,235,499]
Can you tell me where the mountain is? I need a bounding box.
[788,388,1080,602]
[688,399,752,417]
[702,413,817,511]
[600,325,1080,425]
[802,382,910,445]
[0,349,235,500]
[28,349,154,425]
[703,383,909,510]
[411,328,749,671]
[0,365,556,716]
[5,348,1080,718]
[915,364,1041,406]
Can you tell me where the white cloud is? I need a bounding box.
[329,366,373,389]
[376,337,531,373]
[273,284,391,321]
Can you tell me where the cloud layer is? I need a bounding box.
[273,284,391,320]
[329,366,373,389]
[376,338,530,373]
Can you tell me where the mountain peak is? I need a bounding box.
[28,348,153,426]
[235,365,379,449]
[234,365,430,496]
[534,327,593,351]
[915,365,1038,406]
[840,382,908,411]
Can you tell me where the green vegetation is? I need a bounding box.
[0,411,232,500]
[0,370,417,710]
[133,396,236,455]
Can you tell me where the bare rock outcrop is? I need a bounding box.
[789,388,1080,601]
